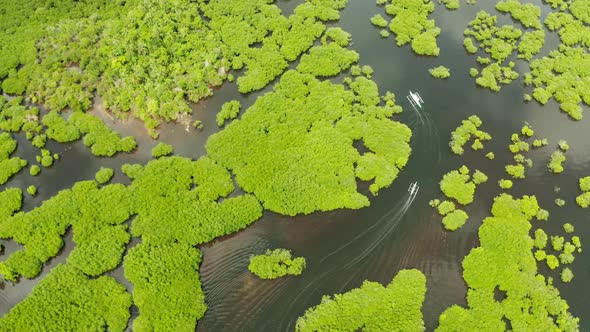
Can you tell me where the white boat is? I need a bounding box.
[408,181,419,196]
[406,91,424,110]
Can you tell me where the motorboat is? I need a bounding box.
[406,91,424,110]
[408,181,419,196]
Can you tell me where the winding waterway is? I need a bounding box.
[1,0,589,331]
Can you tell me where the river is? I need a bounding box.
[1,0,589,331]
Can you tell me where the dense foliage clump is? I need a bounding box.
[0,188,22,219]
[0,156,264,329]
[436,194,579,331]
[429,66,451,78]
[575,176,590,207]
[0,264,132,331]
[0,132,27,184]
[207,49,411,215]
[505,163,525,179]
[0,97,136,160]
[124,242,206,331]
[26,185,37,196]
[297,35,360,77]
[437,200,456,215]
[440,0,460,10]
[433,166,488,231]
[439,166,476,205]
[29,165,40,176]
[464,9,544,90]
[248,249,306,279]
[296,269,426,331]
[442,209,468,231]
[69,113,137,157]
[449,115,491,155]
[498,179,513,189]
[496,0,542,29]
[151,143,174,159]
[561,267,573,282]
[371,14,389,28]
[95,167,114,184]
[1,0,351,135]
[548,150,566,174]
[203,0,349,95]
[217,101,242,127]
[375,0,441,56]
[525,46,590,120]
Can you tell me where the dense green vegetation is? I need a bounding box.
[526,46,590,120]
[433,165,488,231]
[498,179,513,189]
[204,0,350,93]
[0,0,231,134]
[296,269,426,331]
[0,181,131,281]
[464,9,544,90]
[506,163,525,179]
[370,14,389,28]
[439,166,477,205]
[561,267,573,282]
[376,0,441,56]
[29,165,41,176]
[472,169,488,184]
[217,101,242,127]
[207,39,411,216]
[558,140,570,151]
[0,264,132,331]
[429,199,441,207]
[248,249,306,279]
[151,142,174,159]
[0,132,27,184]
[440,0,460,10]
[449,115,491,155]
[0,0,351,136]
[535,220,583,280]
[437,200,456,215]
[429,66,451,78]
[0,156,264,329]
[69,113,137,157]
[575,176,590,207]
[95,167,114,184]
[436,194,579,331]
[124,242,205,331]
[297,41,360,77]
[0,96,137,158]
[496,0,542,29]
[548,150,566,173]
[0,188,22,219]
[442,209,469,231]
[26,185,37,196]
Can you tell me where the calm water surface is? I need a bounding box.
[1,1,589,331]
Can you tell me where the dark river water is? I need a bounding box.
[1,0,589,331]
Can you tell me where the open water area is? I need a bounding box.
[1,0,589,331]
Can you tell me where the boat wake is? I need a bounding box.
[282,187,418,331]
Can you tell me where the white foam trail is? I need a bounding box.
[412,104,425,126]
[340,190,416,270]
[284,189,419,331]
